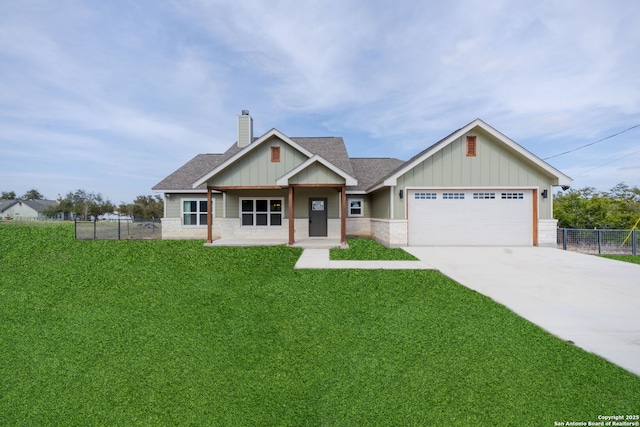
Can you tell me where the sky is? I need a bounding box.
[1,0,639,203]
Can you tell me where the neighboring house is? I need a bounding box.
[153,112,572,247]
[0,199,62,221]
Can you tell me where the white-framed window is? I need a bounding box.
[182,199,210,226]
[240,198,283,226]
[443,192,465,200]
[348,198,364,217]
[414,192,437,200]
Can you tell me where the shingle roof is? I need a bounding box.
[0,199,58,213]
[23,199,58,212]
[0,199,19,213]
[290,137,355,178]
[153,136,360,191]
[349,158,406,192]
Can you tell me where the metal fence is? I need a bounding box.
[75,218,161,240]
[557,228,638,255]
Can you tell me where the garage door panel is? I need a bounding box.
[408,190,532,246]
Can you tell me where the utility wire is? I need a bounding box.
[543,123,640,160]
[576,147,640,176]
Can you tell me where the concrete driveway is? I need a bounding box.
[403,246,640,377]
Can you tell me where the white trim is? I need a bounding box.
[390,186,395,220]
[347,197,364,217]
[180,197,213,226]
[192,128,315,188]
[378,119,572,189]
[156,189,220,194]
[275,154,358,186]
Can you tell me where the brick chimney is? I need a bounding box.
[237,110,253,148]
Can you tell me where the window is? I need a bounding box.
[348,198,363,216]
[466,136,477,157]
[182,199,208,226]
[501,192,524,199]
[241,198,283,226]
[443,192,465,199]
[271,146,281,162]
[473,192,496,199]
[414,192,437,200]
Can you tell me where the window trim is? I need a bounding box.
[347,198,364,217]
[239,197,284,227]
[181,198,211,226]
[466,135,477,157]
[271,146,281,162]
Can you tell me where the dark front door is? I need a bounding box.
[309,198,328,237]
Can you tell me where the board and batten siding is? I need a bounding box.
[288,162,345,185]
[165,193,223,219]
[223,189,289,218]
[393,127,557,220]
[208,136,308,187]
[369,188,391,219]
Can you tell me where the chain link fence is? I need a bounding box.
[557,228,638,255]
[75,218,161,240]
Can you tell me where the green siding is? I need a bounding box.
[393,127,557,219]
[208,136,308,186]
[288,162,345,185]
[223,189,289,218]
[165,193,222,218]
[347,194,372,218]
[370,188,391,219]
[293,187,341,219]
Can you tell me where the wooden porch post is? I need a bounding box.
[340,185,347,244]
[288,186,295,245]
[206,186,213,244]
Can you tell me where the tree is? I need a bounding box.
[43,189,115,220]
[118,195,164,219]
[1,191,16,200]
[554,183,640,229]
[22,189,44,200]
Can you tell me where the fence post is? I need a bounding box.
[562,228,567,250]
[118,216,121,240]
[597,230,602,254]
[74,217,77,240]
[633,230,637,256]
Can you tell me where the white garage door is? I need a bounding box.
[408,189,533,246]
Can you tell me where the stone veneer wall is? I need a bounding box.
[538,219,558,247]
[161,218,208,239]
[370,219,408,247]
[345,218,371,238]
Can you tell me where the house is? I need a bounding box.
[0,199,62,221]
[152,112,572,247]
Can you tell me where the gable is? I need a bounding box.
[397,127,560,188]
[382,119,572,189]
[207,135,309,187]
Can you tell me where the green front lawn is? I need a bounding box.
[1,223,639,426]
[330,237,417,260]
[601,254,640,265]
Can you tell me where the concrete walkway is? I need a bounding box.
[295,246,640,377]
[294,248,434,269]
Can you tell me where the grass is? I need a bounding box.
[330,237,417,260]
[1,222,639,426]
[601,254,640,265]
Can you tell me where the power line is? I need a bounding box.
[576,147,640,176]
[543,123,640,160]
